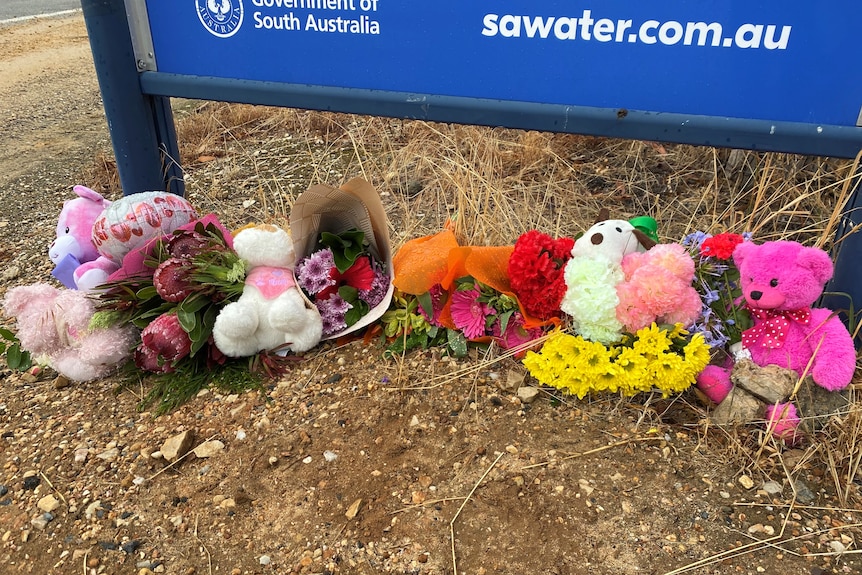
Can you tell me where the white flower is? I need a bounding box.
[561,255,624,344]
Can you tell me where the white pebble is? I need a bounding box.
[259,555,271,565]
[323,450,338,462]
[302,456,313,464]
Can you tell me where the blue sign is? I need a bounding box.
[140,1,861,130]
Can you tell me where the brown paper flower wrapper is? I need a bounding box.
[290,178,394,340]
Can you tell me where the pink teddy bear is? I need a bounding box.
[48,185,115,290]
[697,241,857,432]
[2,283,138,382]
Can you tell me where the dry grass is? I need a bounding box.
[83,101,862,506]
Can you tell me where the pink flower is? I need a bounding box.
[153,258,196,303]
[450,287,492,339]
[135,312,192,373]
[418,284,446,327]
[764,402,801,445]
[492,312,543,355]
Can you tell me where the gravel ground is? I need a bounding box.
[1,13,861,575]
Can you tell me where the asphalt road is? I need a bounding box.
[0,0,80,22]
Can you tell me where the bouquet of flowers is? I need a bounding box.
[290,178,394,340]
[381,278,544,358]
[296,228,391,338]
[386,226,552,357]
[95,217,287,413]
[523,323,711,398]
[682,231,753,352]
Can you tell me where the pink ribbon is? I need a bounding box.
[741,306,811,349]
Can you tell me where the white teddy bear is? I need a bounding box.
[212,224,323,357]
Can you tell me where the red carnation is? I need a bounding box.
[700,233,744,261]
[508,230,574,319]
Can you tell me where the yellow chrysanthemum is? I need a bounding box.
[632,323,671,358]
[649,352,689,396]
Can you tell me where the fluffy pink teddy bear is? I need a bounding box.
[2,283,138,382]
[615,243,702,332]
[48,185,113,290]
[696,241,857,437]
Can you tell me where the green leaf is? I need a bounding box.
[447,329,468,357]
[344,305,362,327]
[417,291,434,319]
[6,344,31,371]
[179,293,209,314]
[319,229,366,273]
[338,285,359,304]
[177,309,198,334]
[136,285,158,300]
[0,327,17,342]
[497,309,514,336]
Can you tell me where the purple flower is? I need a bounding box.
[317,294,351,337]
[297,249,336,295]
[359,263,390,308]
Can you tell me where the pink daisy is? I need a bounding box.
[450,287,492,339]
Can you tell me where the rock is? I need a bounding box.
[1,265,20,281]
[792,478,816,504]
[192,440,225,458]
[53,375,71,389]
[161,430,195,462]
[796,377,850,432]
[738,475,754,489]
[259,555,271,566]
[498,370,524,392]
[345,498,362,520]
[762,481,782,495]
[732,360,796,404]
[710,386,762,425]
[30,513,52,530]
[517,386,540,404]
[85,501,102,520]
[37,494,60,513]
[97,447,120,460]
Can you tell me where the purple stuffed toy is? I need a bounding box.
[48,185,112,289]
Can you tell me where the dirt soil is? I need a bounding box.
[1,13,861,575]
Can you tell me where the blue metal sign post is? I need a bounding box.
[80,0,183,195]
[80,0,862,338]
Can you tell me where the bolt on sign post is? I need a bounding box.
[82,0,862,339]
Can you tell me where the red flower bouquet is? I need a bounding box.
[508,230,574,320]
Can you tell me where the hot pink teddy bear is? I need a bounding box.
[697,240,857,410]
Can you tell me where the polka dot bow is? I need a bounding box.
[741,307,811,349]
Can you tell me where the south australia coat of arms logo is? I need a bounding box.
[196,0,244,38]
